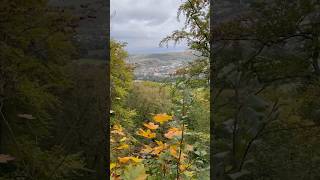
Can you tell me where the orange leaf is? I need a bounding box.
[143,122,159,130]
[118,156,142,164]
[179,164,187,172]
[0,154,15,163]
[118,157,131,163]
[164,127,182,139]
[169,145,179,159]
[152,141,167,155]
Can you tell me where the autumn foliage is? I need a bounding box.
[110,113,198,179]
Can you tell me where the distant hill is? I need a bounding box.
[126,51,199,81]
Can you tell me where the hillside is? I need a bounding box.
[126,51,199,81]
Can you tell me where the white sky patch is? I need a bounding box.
[111,0,188,54]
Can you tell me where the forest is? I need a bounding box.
[0,0,108,179]
[110,39,210,179]
[111,0,320,179]
[0,0,320,180]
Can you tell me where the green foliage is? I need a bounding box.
[111,50,210,179]
[189,88,210,132]
[126,81,172,126]
[122,164,148,180]
[160,0,210,57]
[164,0,320,179]
[111,40,134,102]
[1,141,87,180]
[110,0,320,179]
[0,1,99,179]
[211,0,320,179]
[110,40,136,126]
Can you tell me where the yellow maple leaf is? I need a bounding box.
[179,164,187,172]
[169,145,179,159]
[120,137,127,142]
[152,141,167,155]
[116,144,129,150]
[143,122,159,130]
[118,156,142,164]
[111,124,125,136]
[155,140,165,146]
[130,157,143,163]
[140,145,153,154]
[181,152,188,161]
[136,128,156,139]
[110,162,116,170]
[164,127,182,139]
[153,113,172,124]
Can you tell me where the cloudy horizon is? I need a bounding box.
[111,0,188,54]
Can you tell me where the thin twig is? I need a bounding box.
[238,100,279,170]
[176,123,185,180]
[0,99,30,178]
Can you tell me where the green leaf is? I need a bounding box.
[122,164,148,180]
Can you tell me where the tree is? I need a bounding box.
[0,0,88,179]
[160,0,210,58]
[110,40,135,127]
[163,0,320,179]
[212,0,320,179]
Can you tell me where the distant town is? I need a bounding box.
[126,51,198,81]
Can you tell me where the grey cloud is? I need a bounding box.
[111,0,187,54]
[112,8,170,25]
[111,0,178,24]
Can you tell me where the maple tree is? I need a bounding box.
[110,113,200,179]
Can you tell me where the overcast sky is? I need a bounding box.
[111,0,187,54]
